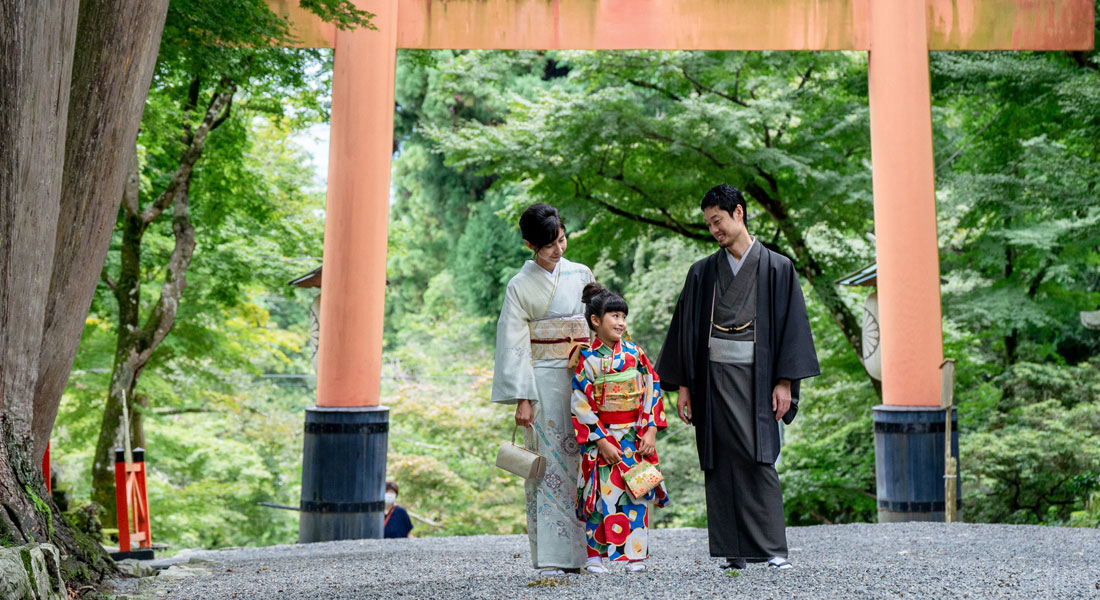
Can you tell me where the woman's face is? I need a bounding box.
[529,228,567,268]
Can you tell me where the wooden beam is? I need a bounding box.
[271,0,1093,51]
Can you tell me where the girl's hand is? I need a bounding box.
[515,399,534,427]
[596,438,622,465]
[636,428,658,457]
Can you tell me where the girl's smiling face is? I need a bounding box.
[591,310,627,345]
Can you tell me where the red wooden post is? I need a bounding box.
[41,442,50,493]
[114,447,153,552]
[113,448,130,552]
[131,448,152,548]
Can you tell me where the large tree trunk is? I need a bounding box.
[0,0,80,547]
[31,0,170,462]
[0,0,168,586]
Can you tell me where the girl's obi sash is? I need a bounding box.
[529,315,590,361]
[593,368,642,424]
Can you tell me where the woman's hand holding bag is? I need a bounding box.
[495,425,547,479]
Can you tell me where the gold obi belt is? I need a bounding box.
[529,316,590,361]
[594,368,642,424]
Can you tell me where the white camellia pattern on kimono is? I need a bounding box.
[492,257,593,570]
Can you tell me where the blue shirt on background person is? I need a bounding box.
[383,481,413,538]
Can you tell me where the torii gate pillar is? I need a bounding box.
[298,0,398,543]
[867,2,956,521]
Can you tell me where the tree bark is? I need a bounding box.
[1,0,168,585]
[91,81,234,524]
[31,0,169,462]
[0,0,80,546]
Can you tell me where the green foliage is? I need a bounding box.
[781,416,876,525]
[58,299,315,549]
[386,50,567,345]
[452,191,530,336]
[380,304,526,537]
[427,50,876,278]
[57,106,325,549]
[961,359,1100,526]
[932,50,1100,369]
[620,236,709,352]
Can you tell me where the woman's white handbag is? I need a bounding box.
[496,426,547,479]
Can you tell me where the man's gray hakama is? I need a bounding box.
[705,242,787,560]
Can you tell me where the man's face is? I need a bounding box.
[703,205,745,249]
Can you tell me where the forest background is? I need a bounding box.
[48,4,1100,551]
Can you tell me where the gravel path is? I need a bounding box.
[108,523,1100,599]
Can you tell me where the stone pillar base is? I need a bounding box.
[873,405,962,523]
[298,406,389,543]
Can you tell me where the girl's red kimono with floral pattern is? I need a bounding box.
[571,338,669,561]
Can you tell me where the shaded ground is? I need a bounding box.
[107,523,1100,599]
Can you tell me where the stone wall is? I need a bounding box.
[0,543,65,600]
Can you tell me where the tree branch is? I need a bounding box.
[639,128,728,169]
[137,175,196,354]
[936,114,998,175]
[731,53,749,106]
[121,147,141,217]
[678,66,748,107]
[130,77,238,359]
[141,77,237,226]
[151,406,215,416]
[627,79,682,102]
[773,63,814,145]
[743,172,875,395]
[572,179,712,242]
[595,169,709,237]
[99,270,116,291]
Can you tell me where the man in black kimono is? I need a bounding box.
[656,183,819,570]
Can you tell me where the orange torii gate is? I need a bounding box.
[273,0,1094,541]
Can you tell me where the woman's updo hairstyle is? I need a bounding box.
[519,203,565,249]
[582,282,629,330]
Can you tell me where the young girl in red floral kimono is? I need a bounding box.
[570,282,669,574]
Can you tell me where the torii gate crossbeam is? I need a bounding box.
[276,0,1093,541]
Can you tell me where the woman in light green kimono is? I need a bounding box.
[492,203,593,574]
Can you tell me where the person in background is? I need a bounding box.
[383,480,413,539]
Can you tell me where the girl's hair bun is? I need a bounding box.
[582,281,607,305]
[581,281,629,330]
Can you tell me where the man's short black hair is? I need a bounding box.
[519,203,565,249]
[700,184,747,225]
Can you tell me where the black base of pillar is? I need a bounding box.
[298,405,389,543]
[873,405,961,523]
[110,549,155,561]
